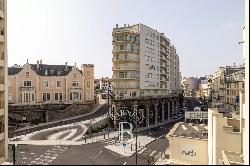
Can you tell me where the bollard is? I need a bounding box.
[104,133,105,139]
[131,143,133,151]
[85,137,87,143]
[139,142,140,148]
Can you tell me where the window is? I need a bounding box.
[130,72,137,78]
[87,81,90,87]
[43,93,50,102]
[119,72,127,78]
[72,81,79,87]
[55,93,63,102]
[32,93,35,101]
[24,81,32,87]
[120,45,125,50]
[87,71,90,76]
[44,81,49,87]
[74,73,77,78]
[56,81,62,88]
[26,72,30,77]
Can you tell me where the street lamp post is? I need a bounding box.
[134,104,138,165]
[107,84,111,138]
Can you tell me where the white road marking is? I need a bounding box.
[94,151,103,158]
[51,148,65,152]
[149,150,156,156]
[138,148,146,154]
[123,162,127,165]
[20,151,25,154]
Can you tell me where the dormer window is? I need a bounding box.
[57,70,61,76]
[50,70,54,75]
[45,69,48,75]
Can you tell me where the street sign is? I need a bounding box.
[185,111,208,120]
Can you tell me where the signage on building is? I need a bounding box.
[185,111,208,120]
[118,122,133,143]
[180,144,197,161]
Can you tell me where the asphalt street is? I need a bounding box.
[8,117,184,165]
[9,104,108,138]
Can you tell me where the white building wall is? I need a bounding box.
[139,24,161,92]
[243,0,249,164]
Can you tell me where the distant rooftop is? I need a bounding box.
[167,122,208,140]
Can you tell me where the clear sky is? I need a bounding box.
[7,0,245,78]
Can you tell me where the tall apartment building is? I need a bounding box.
[209,65,245,112]
[112,23,181,98]
[0,0,7,163]
[8,61,94,105]
[181,77,200,96]
[225,69,245,112]
[170,46,181,92]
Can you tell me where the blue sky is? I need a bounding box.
[7,0,245,78]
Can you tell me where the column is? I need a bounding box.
[145,103,149,127]
[172,101,175,116]
[154,102,158,125]
[161,102,165,122]
[168,101,171,120]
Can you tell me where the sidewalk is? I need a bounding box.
[104,135,155,157]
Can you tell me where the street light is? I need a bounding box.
[134,104,138,165]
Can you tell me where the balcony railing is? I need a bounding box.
[112,58,139,62]
[19,87,35,91]
[112,67,139,71]
[112,49,140,53]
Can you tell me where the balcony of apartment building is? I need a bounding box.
[112,66,139,71]
[160,61,166,67]
[112,56,139,63]
[112,27,140,35]
[160,82,167,89]
[112,48,140,54]
[112,35,139,45]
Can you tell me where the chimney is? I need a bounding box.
[40,59,42,64]
[65,62,68,71]
[37,60,39,70]
[74,62,76,68]
[124,24,126,27]
[234,63,236,66]
[116,24,118,28]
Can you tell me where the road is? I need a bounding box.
[9,103,108,139]
[8,117,184,165]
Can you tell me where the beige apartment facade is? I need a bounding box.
[167,122,208,165]
[112,23,181,99]
[8,61,94,105]
[210,65,245,104]
[0,0,7,163]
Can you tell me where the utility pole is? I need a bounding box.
[134,104,138,165]
[12,144,16,165]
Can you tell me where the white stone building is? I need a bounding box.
[112,23,181,99]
